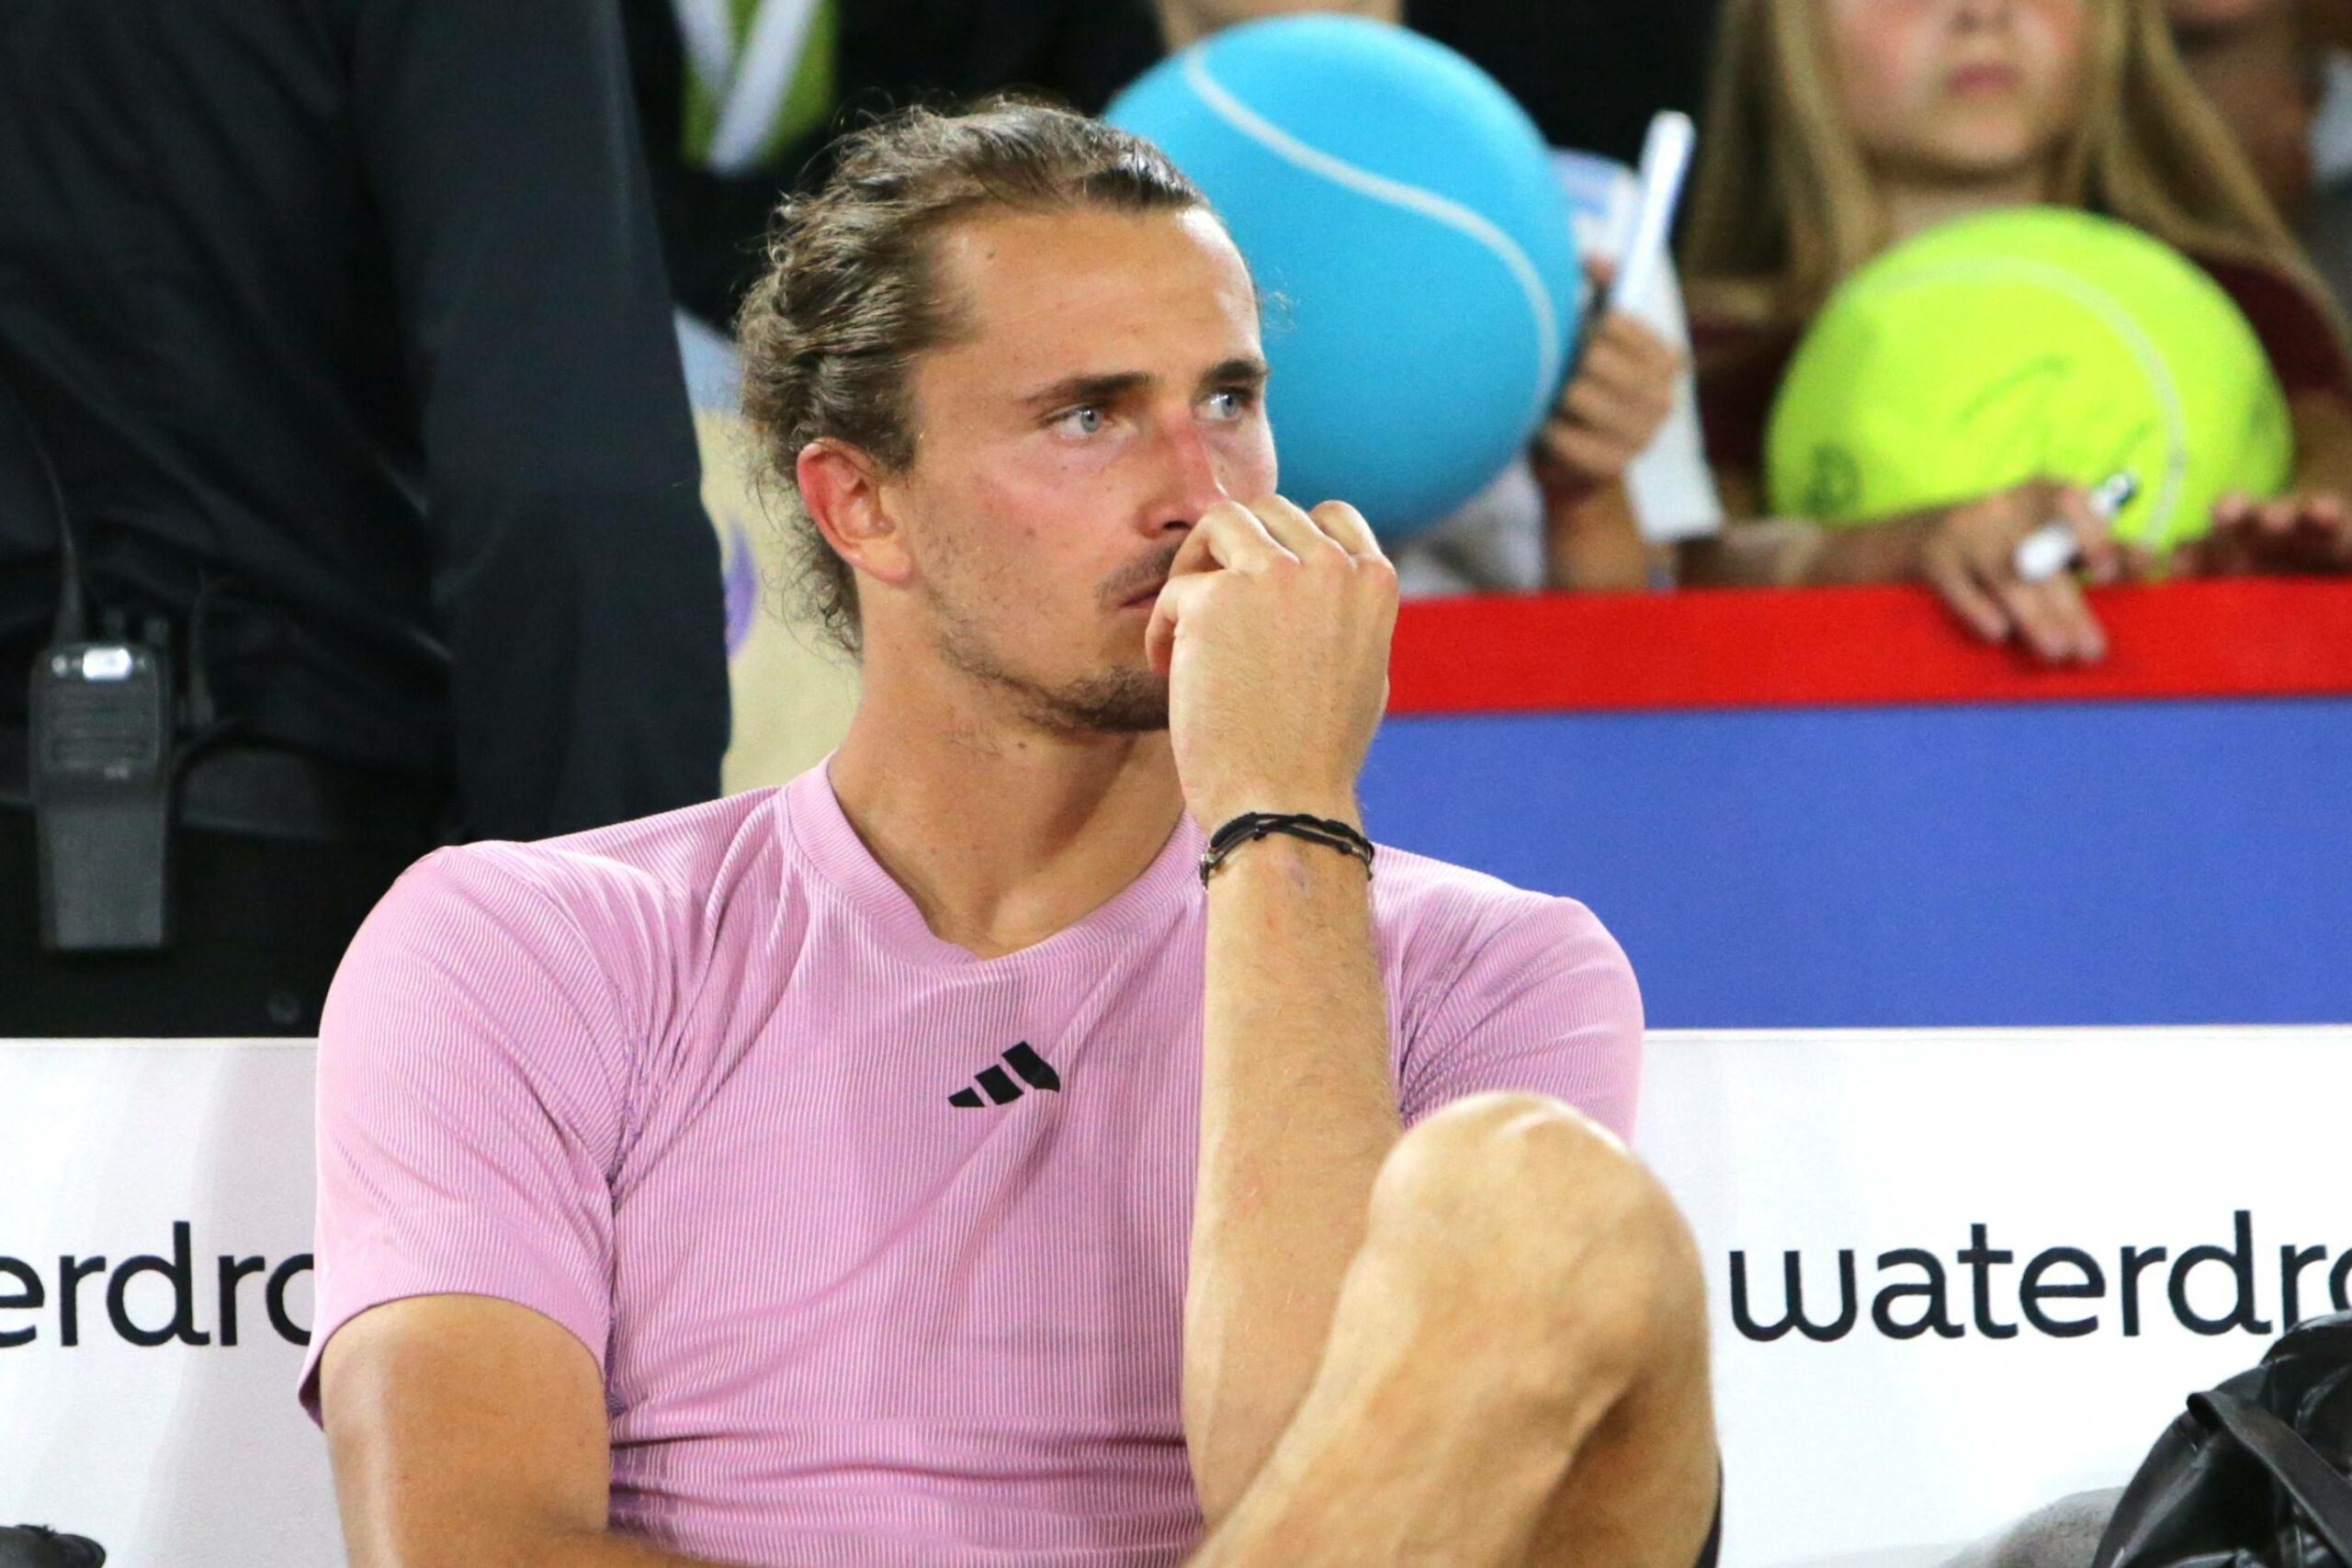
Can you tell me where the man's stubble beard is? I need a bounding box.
[930,592,1170,736]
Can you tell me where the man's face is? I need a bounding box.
[879,206,1275,733]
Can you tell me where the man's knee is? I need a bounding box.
[1367,1092,1705,1364]
[1378,1091,1654,1230]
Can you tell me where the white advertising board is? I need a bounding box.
[1637,1027,2346,1566]
[1,1029,2341,1566]
[0,1041,331,1565]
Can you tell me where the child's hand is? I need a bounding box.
[1531,259,1683,494]
[1917,479,2125,664]
[2188,491,2352,573]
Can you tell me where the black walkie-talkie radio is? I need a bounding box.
[28,628,173,951]
[1,363,175,952]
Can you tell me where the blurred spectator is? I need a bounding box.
[2306,0,2352,308]
[2169,0,2315,216]
[2167,0,2352,314]
[0,0,729,1035]
[625,0,1163,331]
[1679,0,2352,661]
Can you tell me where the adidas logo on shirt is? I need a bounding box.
[948,1043,1060,1108]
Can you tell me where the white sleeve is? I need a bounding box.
[1619,262,1724,544]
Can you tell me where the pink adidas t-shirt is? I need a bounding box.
[302,764,1642,1567]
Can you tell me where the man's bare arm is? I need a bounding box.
[1146,495,1402,1526]
[1189,830,1400,1523]
[322,1294,720,1568]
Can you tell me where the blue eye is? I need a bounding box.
[1204,388,1254,421]
[1055,405,1105,436]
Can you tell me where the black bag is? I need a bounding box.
[2095,1313,2352,1568]
[0,1526,105,1568]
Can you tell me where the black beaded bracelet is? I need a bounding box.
[1199,811,1375,886]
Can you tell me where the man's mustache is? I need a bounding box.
[1098,542,1187,611]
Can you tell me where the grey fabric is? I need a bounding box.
[1939,1490,2127,1568]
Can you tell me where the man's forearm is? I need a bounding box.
[345,1519,724,1568]
[1186,829,1400,1525]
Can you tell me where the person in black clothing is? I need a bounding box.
[0,0,729,1036]
[1407,1,1719,169]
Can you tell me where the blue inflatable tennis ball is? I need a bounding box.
[1766,207,2294,553]
[1107,17,1582,543]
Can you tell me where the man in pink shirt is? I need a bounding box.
[304,101,1718,1567]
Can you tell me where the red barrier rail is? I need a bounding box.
[1388,578,2352,715]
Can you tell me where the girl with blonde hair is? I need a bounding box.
[1682,0,2352,662]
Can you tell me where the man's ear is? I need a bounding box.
[797,438,915,586]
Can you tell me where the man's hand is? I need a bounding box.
[2192,491,2352,573]
[1532,260,1684,495]
[1915,479,2127,664]
[1145,496,1397,829]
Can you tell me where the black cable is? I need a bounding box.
[0,362,82,644]
[0,356,85,644]
[183,574,221,730]
[172,573,244,774]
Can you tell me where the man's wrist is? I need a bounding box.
[1199,821,1374,888]
[1194,794,1363,837]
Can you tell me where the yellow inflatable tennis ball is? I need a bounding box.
[1765,207,2293,553]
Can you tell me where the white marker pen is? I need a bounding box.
[1564,110,1696,386]
[2012,472,2139,583]
[1609,110,1695,318]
